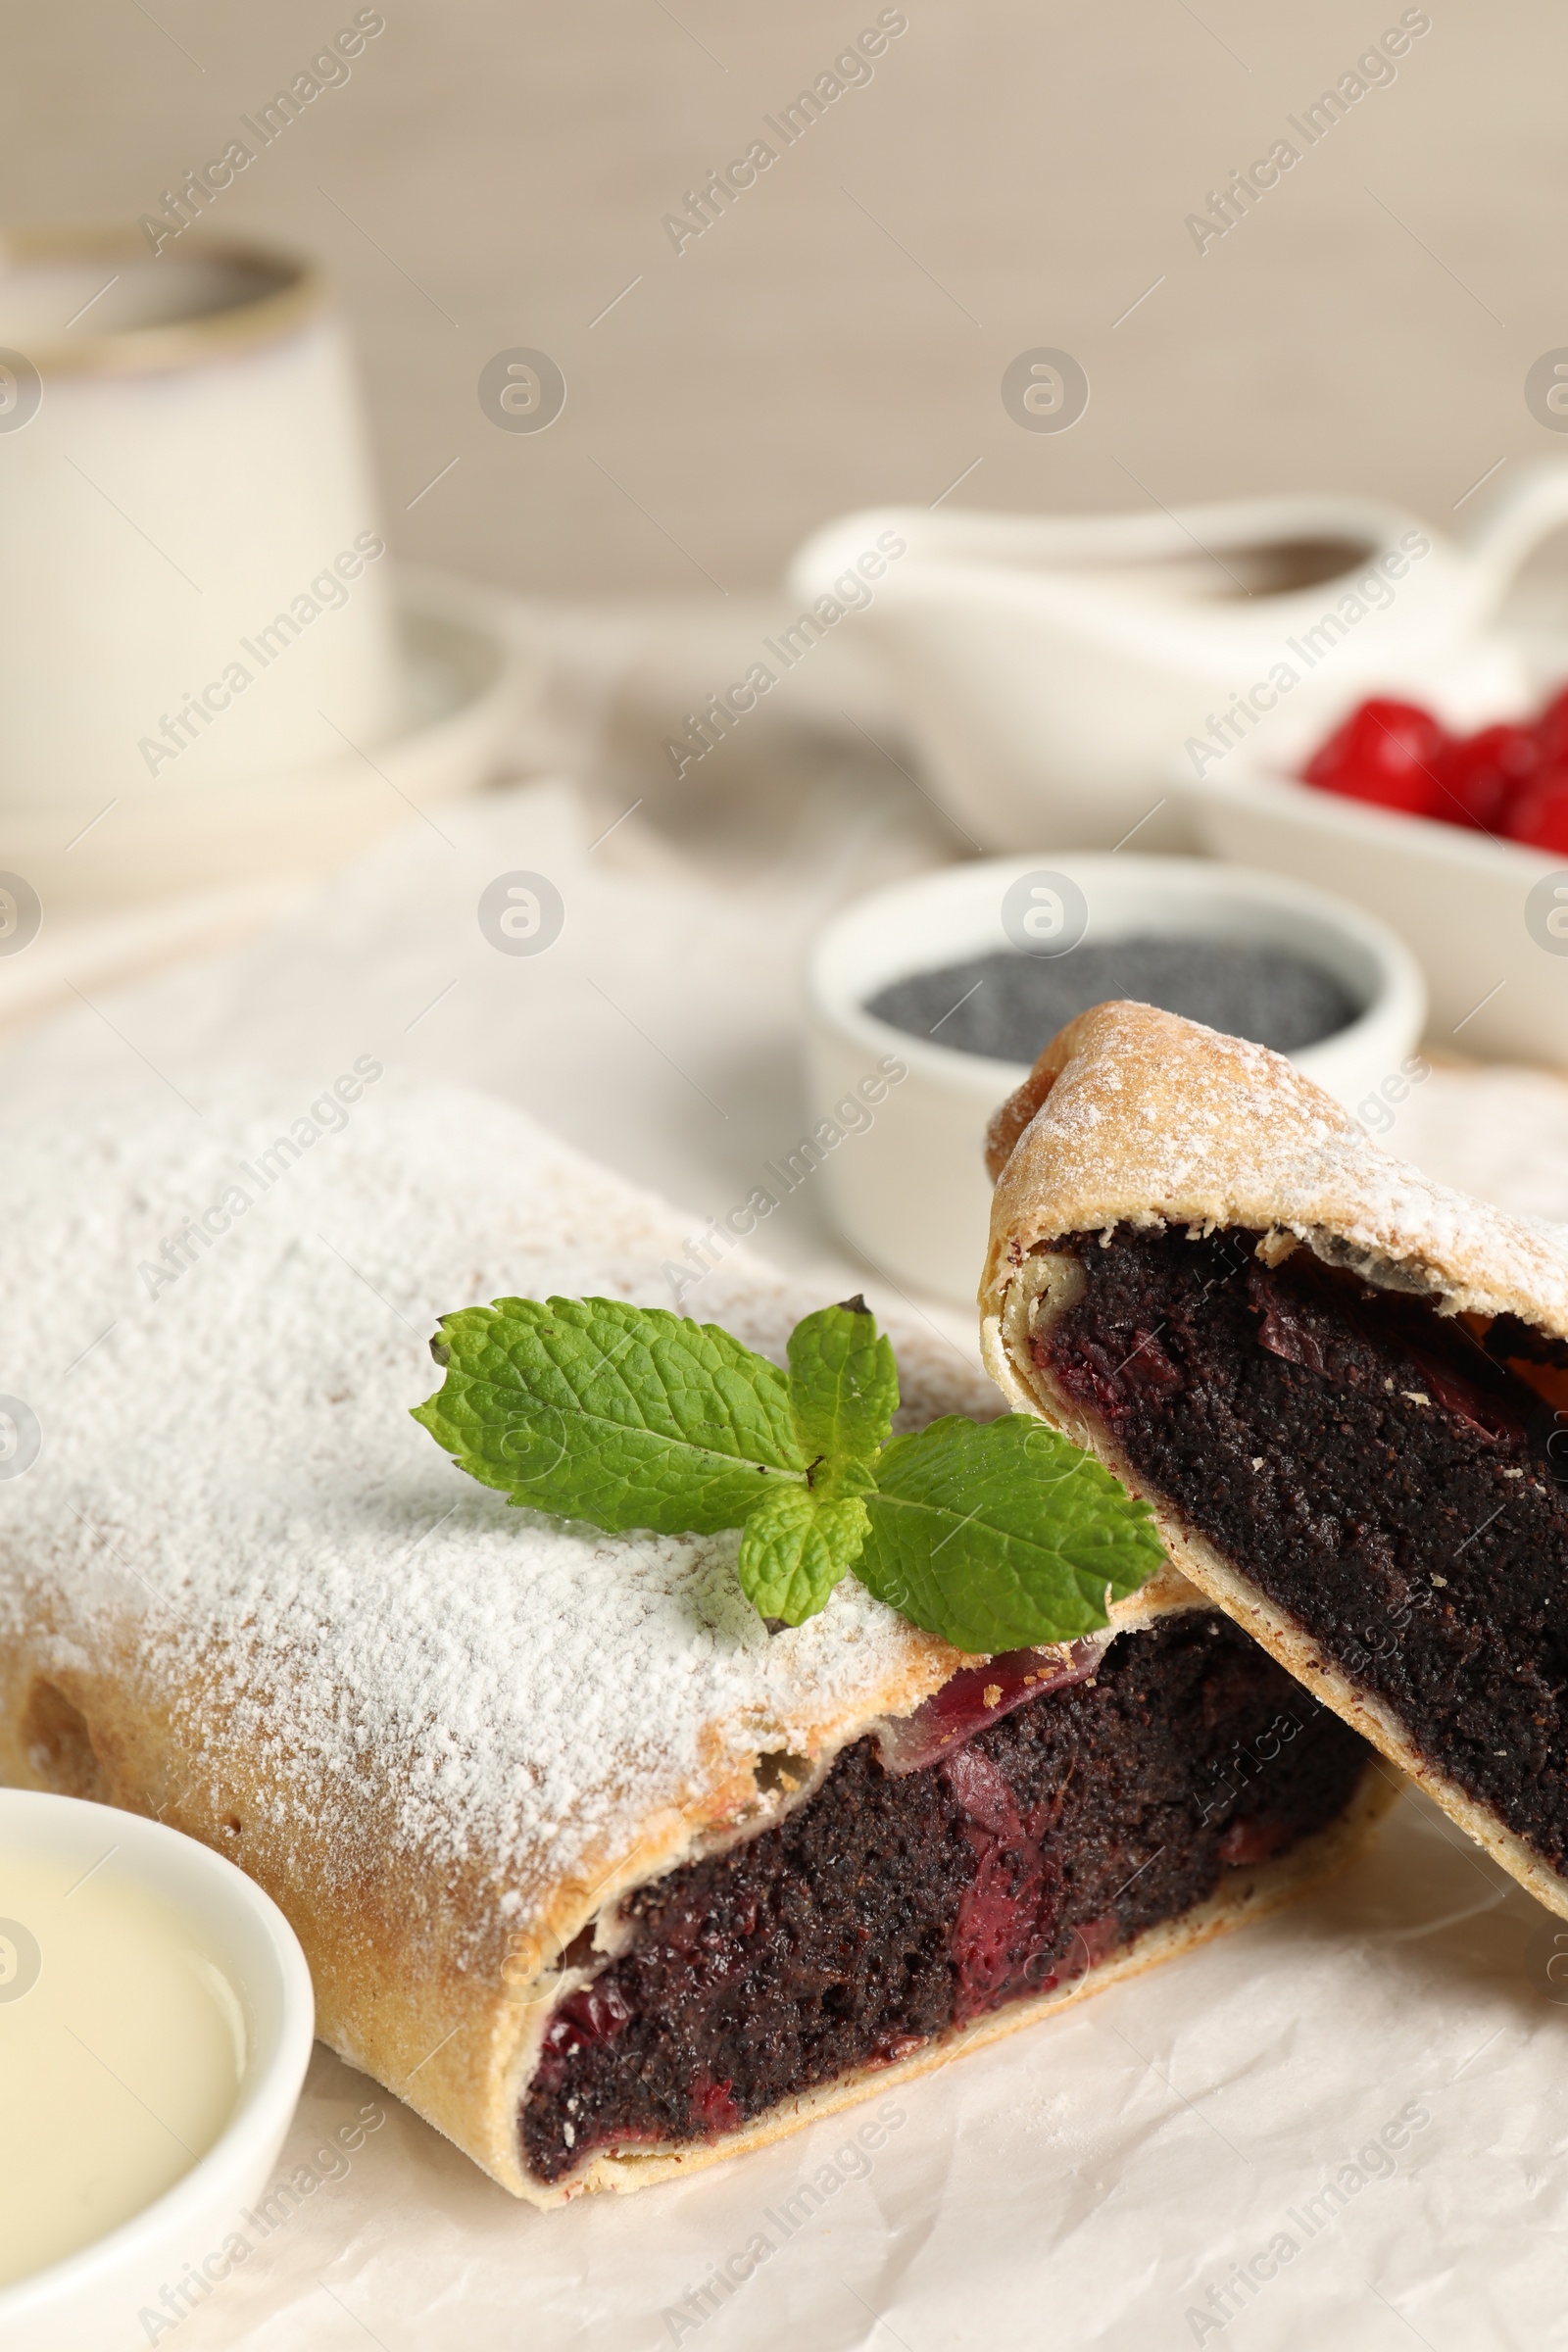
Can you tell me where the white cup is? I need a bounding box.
[0,229,400,829]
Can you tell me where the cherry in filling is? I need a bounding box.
[1038,1224,1568,1872]
[518,1612,1370,2183]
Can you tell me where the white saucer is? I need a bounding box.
[0,567,526,917]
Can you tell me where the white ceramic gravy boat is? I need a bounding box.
[789,464,1568,851]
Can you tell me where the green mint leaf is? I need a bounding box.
[412,1296,808,1534]
[856,1415,1164,1654]
[411,1297,1159,1654]
[785,1296,900,1500]
[736,1486,870,1626]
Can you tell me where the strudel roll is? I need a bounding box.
[982,999,1568,1923]
[0,1080,1389,2205]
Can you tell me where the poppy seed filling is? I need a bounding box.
[519,1611,1370,2184]
[1036,1223,1568,1877]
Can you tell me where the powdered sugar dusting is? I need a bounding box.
[988,1004,1568,1333]
[0,1080,998,1949]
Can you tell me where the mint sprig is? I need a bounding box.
[413,1294,1162,1653]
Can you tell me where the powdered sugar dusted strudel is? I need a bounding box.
[0,1080,1392,2204]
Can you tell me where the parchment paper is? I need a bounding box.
[164,1790,1568,2352]
[13,773,1568,2352]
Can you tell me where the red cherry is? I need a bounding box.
[1505,767,1568,855]
[1301,698,1446,816]
[1534,685,1568,763]
[1432,722,1540,832]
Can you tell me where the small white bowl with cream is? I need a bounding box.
[805,855,1426,1305]
[0,1788,314,2352]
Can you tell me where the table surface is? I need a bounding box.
[8,734,1568,2352]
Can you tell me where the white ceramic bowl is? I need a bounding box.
[804,855,1426,1304]
[1174,746,1568,1066]
[0,1790,314,2352]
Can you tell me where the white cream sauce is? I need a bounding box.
[0,1847,245,2286]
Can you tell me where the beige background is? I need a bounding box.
[7,0,1563,600]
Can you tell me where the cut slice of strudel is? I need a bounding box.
[982,998,1568,1921]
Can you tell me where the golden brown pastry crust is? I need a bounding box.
[980,1000,1568,1922]
[984,1001,1568,1335]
